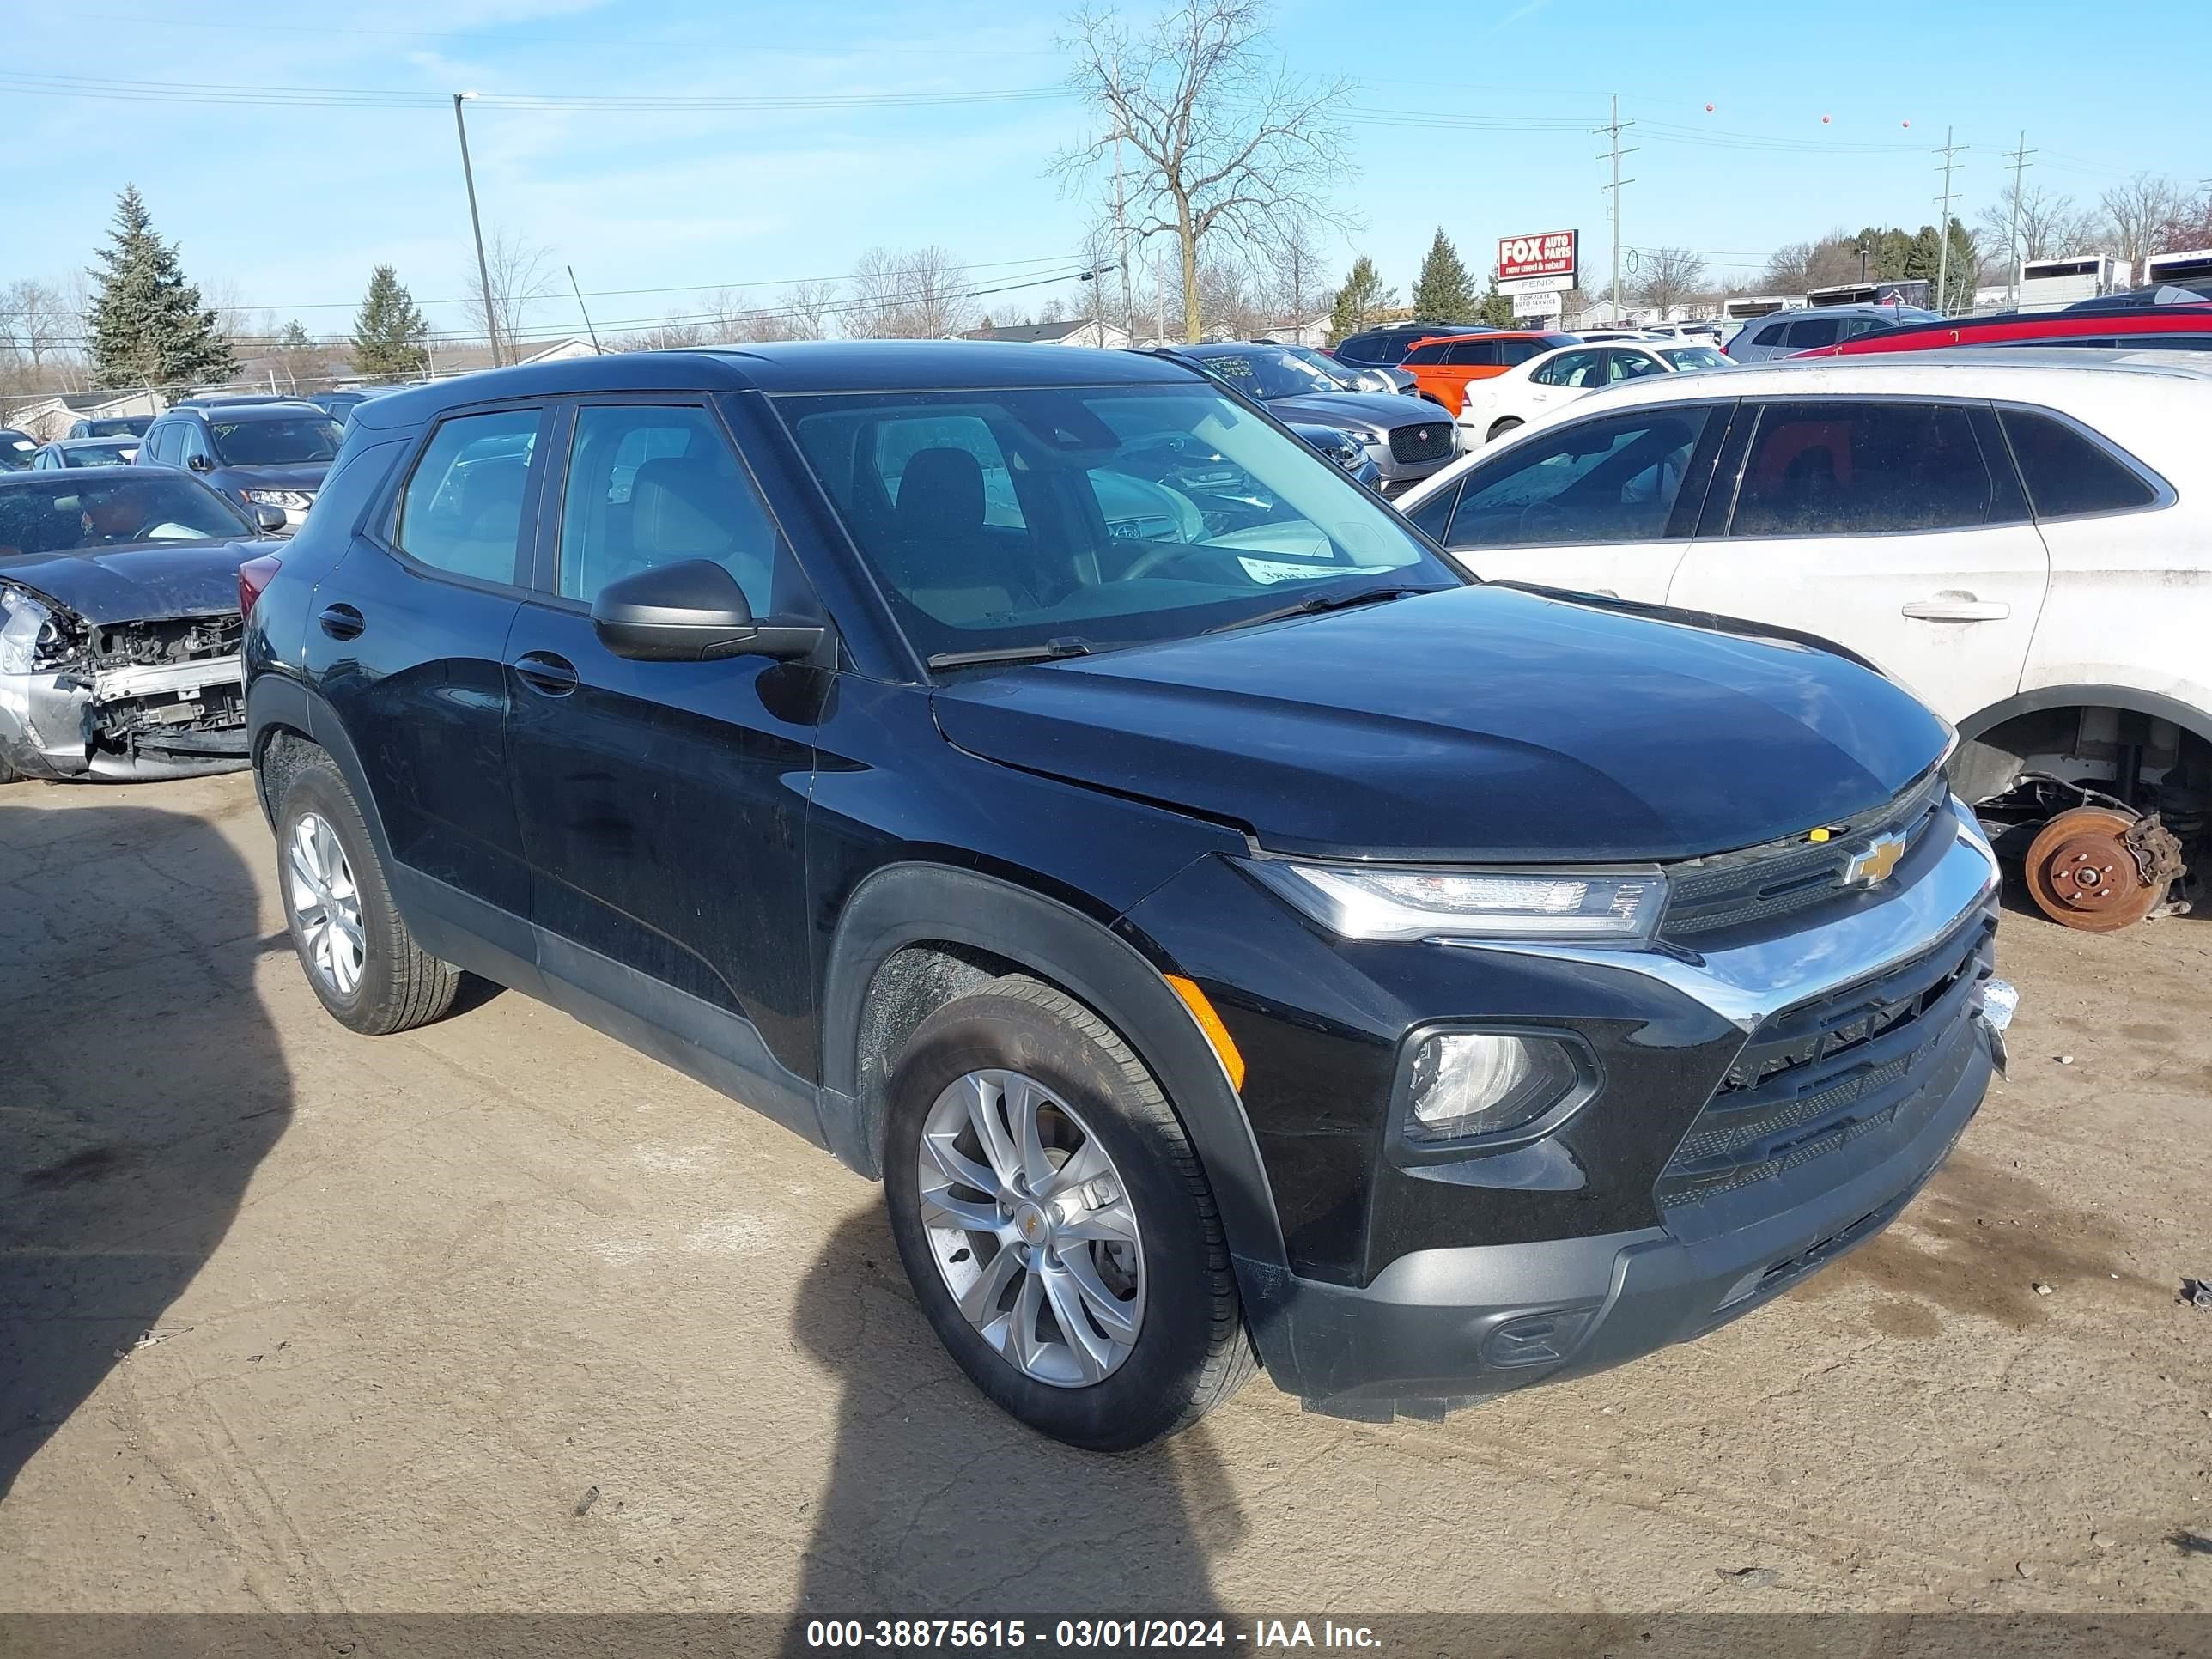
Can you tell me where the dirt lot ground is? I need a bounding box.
[2,772,2208,1622]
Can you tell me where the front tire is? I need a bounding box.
[883,975,1255,1451]
[276,752,459,1034]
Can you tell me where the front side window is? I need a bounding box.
[1609,350,1668,382]
[781,382,1456,665]
[1662,347,1730,371]
[1997,407,2160,519]
[1443,406,1716,550]
[1443,341,1501,368]
[178,424,211,467]
[393,409,540,582]
[556,404,781,609]
[1729,401,1996,537]
[1402,343,1449,366]
[208,416,343,467]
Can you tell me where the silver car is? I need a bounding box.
[1725,304,1942,362]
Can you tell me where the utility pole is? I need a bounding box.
[1595,94,1638,320]
[1934,125,1966,316]
[2004,131,2035,305]
[566,264,601,354]
[453,92,501,368]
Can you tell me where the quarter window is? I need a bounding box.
[1997,408,2160,519]
[393,408,540,582]
[1729,401,1997,537]
[556,404,781,609]
[1443,406,1716,549]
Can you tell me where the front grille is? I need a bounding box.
[1662,769,1952,939]
[1389,422,1454,465]
[1656,913,1995,1211]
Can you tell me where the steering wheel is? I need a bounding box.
[1519,500,1568,538]
[1120,542,1206,581]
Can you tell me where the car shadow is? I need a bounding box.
[784,1209,1245,1639]
[0,794,291,1503]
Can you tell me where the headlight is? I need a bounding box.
[1246,860,1667,941]
[242,489,313,510]
[1404,1030,1586,1143]
[1344,428,1384,447]
[0,587,52,674]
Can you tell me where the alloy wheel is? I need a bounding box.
[288,811,366,997]
[915,1068,1146,1388]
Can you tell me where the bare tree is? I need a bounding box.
[842,246,975,339]
[1265,218,1334,334]
[1977,181,2100,280]
[463,227,558,360]
[1635,246,1708,316]
[0,280,82,392]
[2100,173,2188,270]
[2159,188,2212,263]
[1056,0,1355,343]
[777,280,840,340]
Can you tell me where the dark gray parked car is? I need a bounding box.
[1724,304,1942,362]
[1164,342,1458,492]
[136,400,344,532]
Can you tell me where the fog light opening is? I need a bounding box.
[1406,1031,1581,1145]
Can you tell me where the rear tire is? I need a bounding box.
[882,975,1256,1451]
[1487,416,1524,442]
[276,752,459,1034]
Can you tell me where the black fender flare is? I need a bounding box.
[246,673,397,866]
[1957,683,2212,750]
[818,862,1290,1281]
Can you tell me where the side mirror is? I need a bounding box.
[590,558,825,664]
[251,503,288,533]
[186,453,211,472]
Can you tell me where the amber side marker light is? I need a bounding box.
[1164,975,1247,1093]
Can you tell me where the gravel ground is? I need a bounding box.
[2,772,2208,1620]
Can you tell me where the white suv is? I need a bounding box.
[1395,350,2210,933]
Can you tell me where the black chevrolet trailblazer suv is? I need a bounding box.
[242,343,2014,1450]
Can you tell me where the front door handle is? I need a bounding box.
[317,603,364,641]
[1902,598,2010,623]
[512,650,579,696]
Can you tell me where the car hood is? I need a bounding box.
[211,461,329,490]
[930,585,1949,863]
[0,541,259,623]
[1265,391,1437,430]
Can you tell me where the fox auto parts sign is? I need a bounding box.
[1498,230,1578,292]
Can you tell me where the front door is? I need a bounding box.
[1666,398,2048,725]
[504,399,823,1087]
[1424,402,1729,605]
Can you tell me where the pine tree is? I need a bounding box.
[1476,276,1516,329]
[277,319,312,352]
[1409,228,1477,322]
[1327,256,1394,343]
[84,186,235,391]
[350,264,431,381]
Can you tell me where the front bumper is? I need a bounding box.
[0,653,249,781]
[1170,799,2007,1418]
[1257,1010,1990,1416]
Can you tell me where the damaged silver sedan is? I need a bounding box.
[0,468,283,783]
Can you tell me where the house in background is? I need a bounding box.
[3,389,166,442]
[1255,312,1331,349]
[957,319,1133,349]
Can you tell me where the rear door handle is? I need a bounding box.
[317,603,364,641]
[512,650,579,696]
[1901,598,2009,623]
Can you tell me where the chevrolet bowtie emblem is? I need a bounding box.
[1844,832,1907,887]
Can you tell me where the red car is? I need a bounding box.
[1793,304,2212,357]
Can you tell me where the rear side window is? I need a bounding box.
[1443,341,1500,367]
[1402,343,1449,365]
[1495,339,1550,367]
[393,408,540,582]
[1750,323,1789,347]
[1729,402,1998,537]
[1997,408,2160,519]
[1783,318,1843,348]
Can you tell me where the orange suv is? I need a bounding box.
[1401,331,1580,413]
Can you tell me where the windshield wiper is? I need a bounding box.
[1204,585,1431,636]
[926,636,1095,672]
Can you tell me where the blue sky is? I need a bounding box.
[7,0,2203,344]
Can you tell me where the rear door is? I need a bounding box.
[1665,398,2048,724]
[1428,399,1729,603]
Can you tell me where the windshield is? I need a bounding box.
[63,441,138,467]
[1,434,34,472]
[780,382,1456,666]
[82,418,149,436]
[1187,348,1358,401]
[0,475,253,554]
[208,416,343,467]
[1662,347,1731,370]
